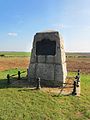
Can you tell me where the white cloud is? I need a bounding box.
[8,32,18,37]
[53,24,64,29]
[53,24,73,30]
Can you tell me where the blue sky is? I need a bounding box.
[0,0,90,52]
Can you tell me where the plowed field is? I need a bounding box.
[67,58,90,73]
[0,57,30,71]
[0,57,90,73]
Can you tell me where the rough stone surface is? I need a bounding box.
[55,65,63,82]
[28,31,67,86]
[28,64,36,78]
[46,56,55,64]
[38,56,45,63]
[36,63,54,80]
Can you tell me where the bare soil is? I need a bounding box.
[67,58,90,73]
[0,57,30,71]
[0,57,90,74]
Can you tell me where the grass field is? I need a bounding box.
[0,51,90,58]
[0,51,31,57]
[0,52,90,120]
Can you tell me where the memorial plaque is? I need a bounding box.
[36,39,56,55]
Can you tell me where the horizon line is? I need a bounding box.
[0,50,90,53]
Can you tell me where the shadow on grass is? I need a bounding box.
[0,78,60,89]
[0,79,9,88]
[0,78,50,93]
[51,93,73,97]
[0,78,74,96]
[0,77,32,89]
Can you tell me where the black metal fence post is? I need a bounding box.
[77,70,80,76]
[78,70,80,81]
[36,78,41,89]
[72,80,77,95]
[7,74,10,84]
[18,70,21,80]
[75,70,80,87]
[27,68,28,78]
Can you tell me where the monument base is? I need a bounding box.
[29,78,64,87]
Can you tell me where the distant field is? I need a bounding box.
[0,52,90,73]
[66,52,90,58]
[0,51,90,58]
[0,51,31,57]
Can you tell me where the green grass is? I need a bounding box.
[0,69,26,79]
[0,52,31,57]
[0,70,90,120]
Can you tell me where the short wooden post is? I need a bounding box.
[7,74,10,84]
[36,78,41,89]
[18,70,21,80]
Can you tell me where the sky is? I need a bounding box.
[0,0,90,52]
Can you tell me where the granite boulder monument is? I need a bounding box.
[28,31,67,86]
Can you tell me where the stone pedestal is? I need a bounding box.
[28,31,67,86]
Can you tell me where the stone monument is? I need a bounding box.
[28,31,67,86]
